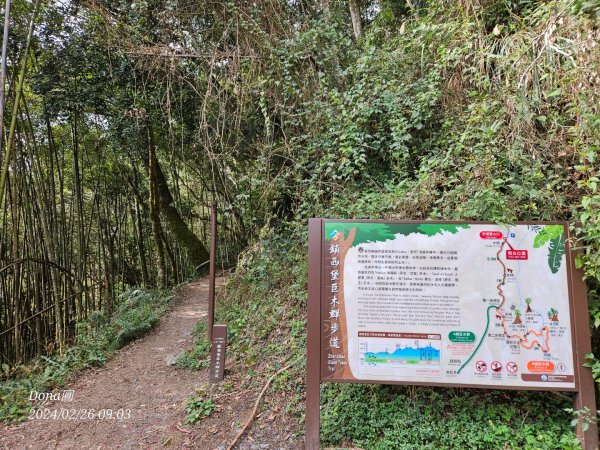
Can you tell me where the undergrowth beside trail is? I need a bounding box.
[0,289,173,422]
[176,322,211,369]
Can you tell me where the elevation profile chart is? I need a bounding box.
[358,332,442,378]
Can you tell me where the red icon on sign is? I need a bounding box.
[476,361,487,372]
[480,231,503,239]
[506,362,518,373]
[506,250,528,260]
[491,361,502,372]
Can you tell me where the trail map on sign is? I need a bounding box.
[321,222,576,389]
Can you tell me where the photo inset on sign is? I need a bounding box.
[358,332,441,378]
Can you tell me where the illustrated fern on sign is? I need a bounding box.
[547,234,565,274]
[533,225,566,274]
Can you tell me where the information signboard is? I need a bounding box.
[321,221,577,389]
[306,219,597,450]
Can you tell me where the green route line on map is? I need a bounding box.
[457,235,549,375]
[457,305,496,374]
[457,236,508,375]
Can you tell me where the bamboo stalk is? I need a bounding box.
[0,0,12,152]
[0,0,41,212]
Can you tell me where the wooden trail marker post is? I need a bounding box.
[210,324,227,383]
[208,202,217,341]
[207,202,227,383]
[306,219,597,450]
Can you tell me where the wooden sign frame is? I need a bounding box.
[306,219,597,449]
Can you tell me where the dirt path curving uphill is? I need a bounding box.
[1,278,212,449]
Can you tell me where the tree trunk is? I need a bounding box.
[0,0,40,212]
[348,0,362,40]
[11,146,21,364]
[134,197,149,287]
[148,129,167,287]
[147,126,209,269]
[71,116,84,324]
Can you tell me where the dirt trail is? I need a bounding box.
[1,278,212,449]
[1,277,302,450]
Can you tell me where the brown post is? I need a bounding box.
[208,202,217,341]
[306,219,322,450]
[209,324,227,383]
[567,230,598,450]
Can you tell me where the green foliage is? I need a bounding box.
[320,384,579,449]
[234,0,600,443]
[584,353,600,383]
[572,112,600,382]
[0,289,172,422]
[176,322,211,369]
[571,0,600,19]
[324,222,470,247]
[325,223,402,246]
[565,406,598,433]
[416,224,470,237]
[108,290,172,350]
[184,394,217,424]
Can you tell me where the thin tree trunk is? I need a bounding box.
[161,227,177,283]
[348,0,362,40]
[129,165,150,287]
[45,114,63,351]
[135,197,149,287]
[71,116,84,324]
[23,103,44,355]
[0,0,12,155]
[11,145,21,364]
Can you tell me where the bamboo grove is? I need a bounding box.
[0,0,260,367]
